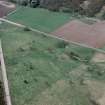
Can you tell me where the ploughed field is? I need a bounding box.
[1,23,105,105]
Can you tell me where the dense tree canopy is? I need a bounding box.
[10,0,105,16]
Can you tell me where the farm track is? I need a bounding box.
[1,18,105,54]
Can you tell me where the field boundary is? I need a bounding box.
[0,40,12,105]
[1,18,105,54]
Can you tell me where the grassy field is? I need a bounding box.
[7,7,72,32]
[1,22,103,105]
[1,6,105,105]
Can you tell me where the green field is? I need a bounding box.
[1,22,103,105]
[1,6,105,105]
[7,7,72,32]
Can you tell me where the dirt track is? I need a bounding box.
[52,20,105,48]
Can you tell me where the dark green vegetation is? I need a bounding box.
[10,0,105,18]
[0,81,5,105]
[1,22,105,105]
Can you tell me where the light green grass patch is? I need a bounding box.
[7,7,71,32]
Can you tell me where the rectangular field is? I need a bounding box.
[7,7,71,32]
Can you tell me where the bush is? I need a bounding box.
[20,0,28,6]
[24,27,31,31]
[67,51,80,61]
[56,41,69,48]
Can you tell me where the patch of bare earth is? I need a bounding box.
[91,53,105,63]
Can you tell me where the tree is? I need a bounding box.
[30,0,40,8]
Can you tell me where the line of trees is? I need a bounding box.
[9,0,105,17]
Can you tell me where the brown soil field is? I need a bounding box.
[52,20,105,48]
[0,1,15,17]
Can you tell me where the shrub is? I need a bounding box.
[56,41,69,48]
[69,52,80,60]
[24,27,31,31]
[24,80,29,84]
